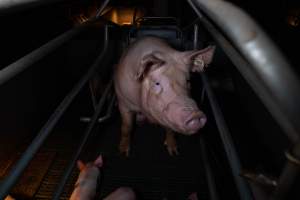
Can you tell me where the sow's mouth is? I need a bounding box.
[182,111,207,134]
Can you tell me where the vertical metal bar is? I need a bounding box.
[193,21,252,200]
[199,138,220,200]
[194,24,219,200]
[0,26,109,200]
[52,80,113,200]
[201,74,253,200]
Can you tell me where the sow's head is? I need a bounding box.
[136,45,215,134]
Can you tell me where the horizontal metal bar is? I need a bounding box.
[52,80,113,200]
[188,0,300,143]
[0,25,109,199]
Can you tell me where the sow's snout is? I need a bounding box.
[184,110,207,134]
[166,101,207,135]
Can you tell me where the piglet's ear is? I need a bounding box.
[77,160,85,171]
[184,45,215,72]
[135,51,165,81]
[93,155,103,168]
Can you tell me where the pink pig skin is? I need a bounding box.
[114,36,215,156]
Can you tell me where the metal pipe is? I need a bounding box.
[192,23,252,200]
[0,26,109,199]
[201,74,253,200]
[52,80,113,200]
[0,0,67,14]
[194,24,219,200]
[187,0,300,144]
[199,138,220,200]
[0,0,112,86]
[271,143,300,200]
[95,0,110,18]
[0,21,93,86]
[79,93,116,123]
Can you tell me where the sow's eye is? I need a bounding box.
[153,81,162,94]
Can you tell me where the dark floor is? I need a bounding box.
[0,109,210,200]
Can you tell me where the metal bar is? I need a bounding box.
[0,26,109,199]
[89,80,98,110]
[192,23,252,200]
[199,138,220,200]
[194,24,219,200]
[79,93,116,123]
[0,21,93,86]
[271,143,300,200]
[95,0,110,18]
[187,0,300,144]
[52,80,113,200]
[189,5,300,199]
[0,0,67,14]
[0,0,112,86]
[201,74,253,200]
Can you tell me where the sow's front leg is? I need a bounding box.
[119,103,134,156]
[164,129,179,156]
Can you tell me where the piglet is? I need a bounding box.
[70,155,136,200]
[69,155,103,200]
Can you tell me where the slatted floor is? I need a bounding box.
[0,112,210,200]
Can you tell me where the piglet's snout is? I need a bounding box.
[183,110,206,134]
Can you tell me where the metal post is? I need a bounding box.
[52,80,113,200]
[0,26,109,199]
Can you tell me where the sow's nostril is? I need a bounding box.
[185,118,201,130]
[199,116,207,128]
[184,112,207,132]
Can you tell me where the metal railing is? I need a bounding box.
[187,0,300,200]
[0,0,113,198]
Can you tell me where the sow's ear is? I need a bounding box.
[135,51,165,81]
[183,45,215,72]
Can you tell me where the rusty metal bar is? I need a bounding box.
[0,25,109,199]
[187,0,300,144]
